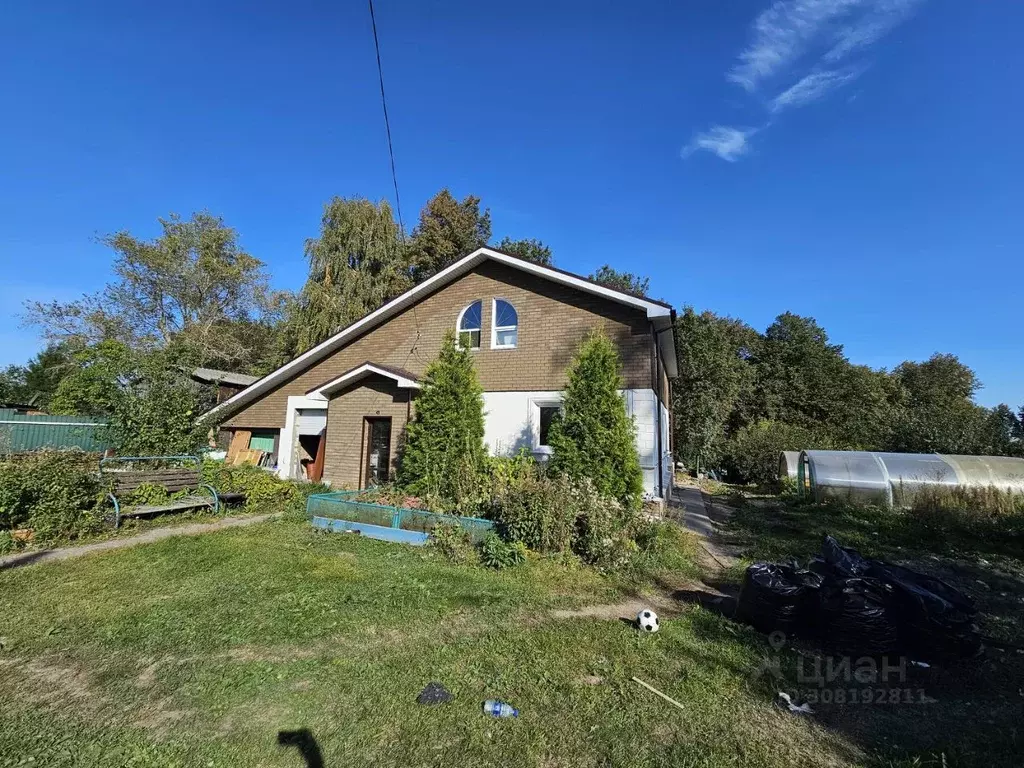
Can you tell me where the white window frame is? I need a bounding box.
[456,300,482,350]
[491,298,518,350]
[530,396,563,456]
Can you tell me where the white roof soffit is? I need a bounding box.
[311,364,420,398]
[205,247,676,420]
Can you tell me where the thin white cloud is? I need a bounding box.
[769,67,863,112]
[728,0,921,92]
[824,0,923,61]
[681,126,757,162]
[685,0,923,163]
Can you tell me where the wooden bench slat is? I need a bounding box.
[121,497,215,518]
[106,471,202,481]
[113,480,201,493]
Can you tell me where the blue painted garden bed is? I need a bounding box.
[306,491,494,546]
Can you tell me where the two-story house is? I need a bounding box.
[205,247,678,498]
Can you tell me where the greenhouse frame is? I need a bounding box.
[792,450,1024,507]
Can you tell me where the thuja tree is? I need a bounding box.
[548,331,643,508]
[397,331,487,508]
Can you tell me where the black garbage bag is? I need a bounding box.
[821,535,871,577]
[736,562,822,635]
[868,561,981,659]
[818,576,899,656]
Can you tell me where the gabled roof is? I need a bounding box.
[309,362,421,399]
[205,247,677,421]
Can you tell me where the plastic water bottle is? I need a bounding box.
[482,699,519,718]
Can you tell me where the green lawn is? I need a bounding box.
[0,509,1019,767]
[717,491,1024,766]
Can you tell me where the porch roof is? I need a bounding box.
[308,362,421,399]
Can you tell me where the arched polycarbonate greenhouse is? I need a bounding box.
[796,450,1024,507]
[778,451,801,481]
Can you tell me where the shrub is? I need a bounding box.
[487,468,577,554]
[0,450,104,542]
[485,464,641,568]
[398,331,487,511]
[478,533,527,570]
[201,461,310,513]
[0,530,16,555]
[569,478,639,569]
[547,331,643,510]
[429,522,478,564]
[726,420,834,486]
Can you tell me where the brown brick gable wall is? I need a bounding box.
[223,260,655,429]
[323,376,411,488]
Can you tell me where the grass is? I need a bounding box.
[716,488,1024,766]
[0,513,860,768]
[1,503,1021,767]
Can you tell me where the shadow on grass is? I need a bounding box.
[278,729,324,768]
[0,549,53,570]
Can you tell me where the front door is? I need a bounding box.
[364,417,392,487]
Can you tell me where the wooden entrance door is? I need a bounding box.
[363,417,392,487]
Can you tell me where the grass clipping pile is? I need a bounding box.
[736,535,980,662]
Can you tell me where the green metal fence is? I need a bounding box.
[0,411,112,453]
[307,491,495,544]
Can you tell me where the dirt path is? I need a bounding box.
[0,513,279,571]
[670,484,741,570]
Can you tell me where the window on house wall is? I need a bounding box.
[538,406,559,447]
[492,299,518,349]
[457,300,482,349]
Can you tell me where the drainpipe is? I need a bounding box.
[650,323,664,499]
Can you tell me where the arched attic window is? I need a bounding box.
[457,300,482,349]
[492,299,518,349]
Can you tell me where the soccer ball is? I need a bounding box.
[637,608,660,633]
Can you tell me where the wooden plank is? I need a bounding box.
[121,497,214,518]
[108,471,201,482]
[309,428,326,482]
[227,430,250,464]
[114,480,199,494]
[234,449,264,467]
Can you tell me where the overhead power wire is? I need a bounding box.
[368,0,405,239]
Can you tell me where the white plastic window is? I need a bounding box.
[491,298,518,349]
[457,300,482,349]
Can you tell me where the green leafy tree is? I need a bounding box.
[406,189,491,281]
[978,404,1022,457]
[50,341,209,454]
[24,212,278,370]
[0,364,27,404]
[672,308,757,470]
[293,197,408,353]
[589,265,650,296]
[752,313,852,430]
[49,341,133,418]
[495,237,553,266]
[547,331,643,508]
[397,331,486,508]
[890,354,989,454]
[0,344,76,408]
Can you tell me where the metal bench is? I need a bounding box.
[101,455,222,528]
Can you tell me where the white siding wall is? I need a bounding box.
[482,389,663,497]
[661,401,672,497]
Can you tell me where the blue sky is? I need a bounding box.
[1,0,1020,407]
